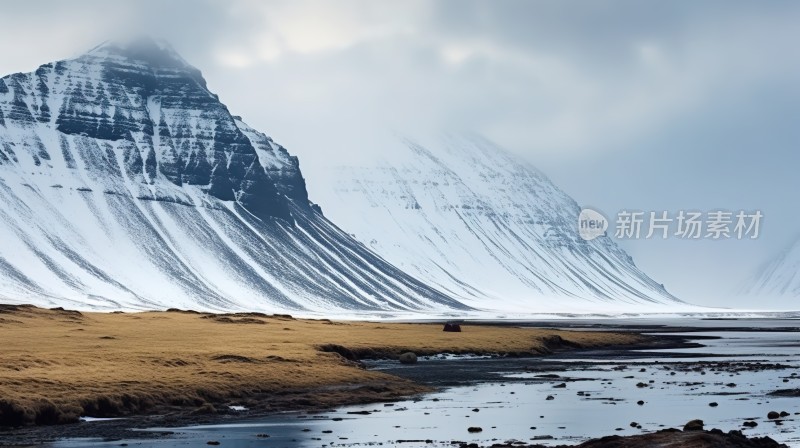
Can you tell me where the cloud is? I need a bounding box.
[3,0,798,162]
[211,0,427,66]
[154,0,800,165]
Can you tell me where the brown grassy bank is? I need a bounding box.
[0,304,643,427]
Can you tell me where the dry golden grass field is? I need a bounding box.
[0,304,643,427]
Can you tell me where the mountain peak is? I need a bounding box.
[85,36,193,71]
[0,37,302,218]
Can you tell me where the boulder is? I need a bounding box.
[443,322,462,332]
[398,352,417,364]
[683,419,704,431]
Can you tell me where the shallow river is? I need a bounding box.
[52,319,800,447]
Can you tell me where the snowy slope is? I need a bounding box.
[311,133,689,313]
[0,38,467,313]
[739,236,800,309]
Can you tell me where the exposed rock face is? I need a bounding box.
[0,38,467,313]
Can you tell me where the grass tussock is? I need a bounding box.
[0,306,642,427]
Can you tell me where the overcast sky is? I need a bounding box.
[2,0,798,308]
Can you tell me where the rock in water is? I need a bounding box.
[683,419,704,431]
[571,428,787,447]
[398,352,417,364]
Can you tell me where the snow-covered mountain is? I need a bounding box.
[309,133,687,313]
[739,236,800,308]
[0,38,468,313]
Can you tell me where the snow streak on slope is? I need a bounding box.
[739,236,800,309]
[0,38,467,313]
[315,133,689,313]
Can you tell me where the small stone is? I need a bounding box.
[637,400,645,406]
[467,427,483,433]
[709,402,718,407]
[768,411,780,419]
